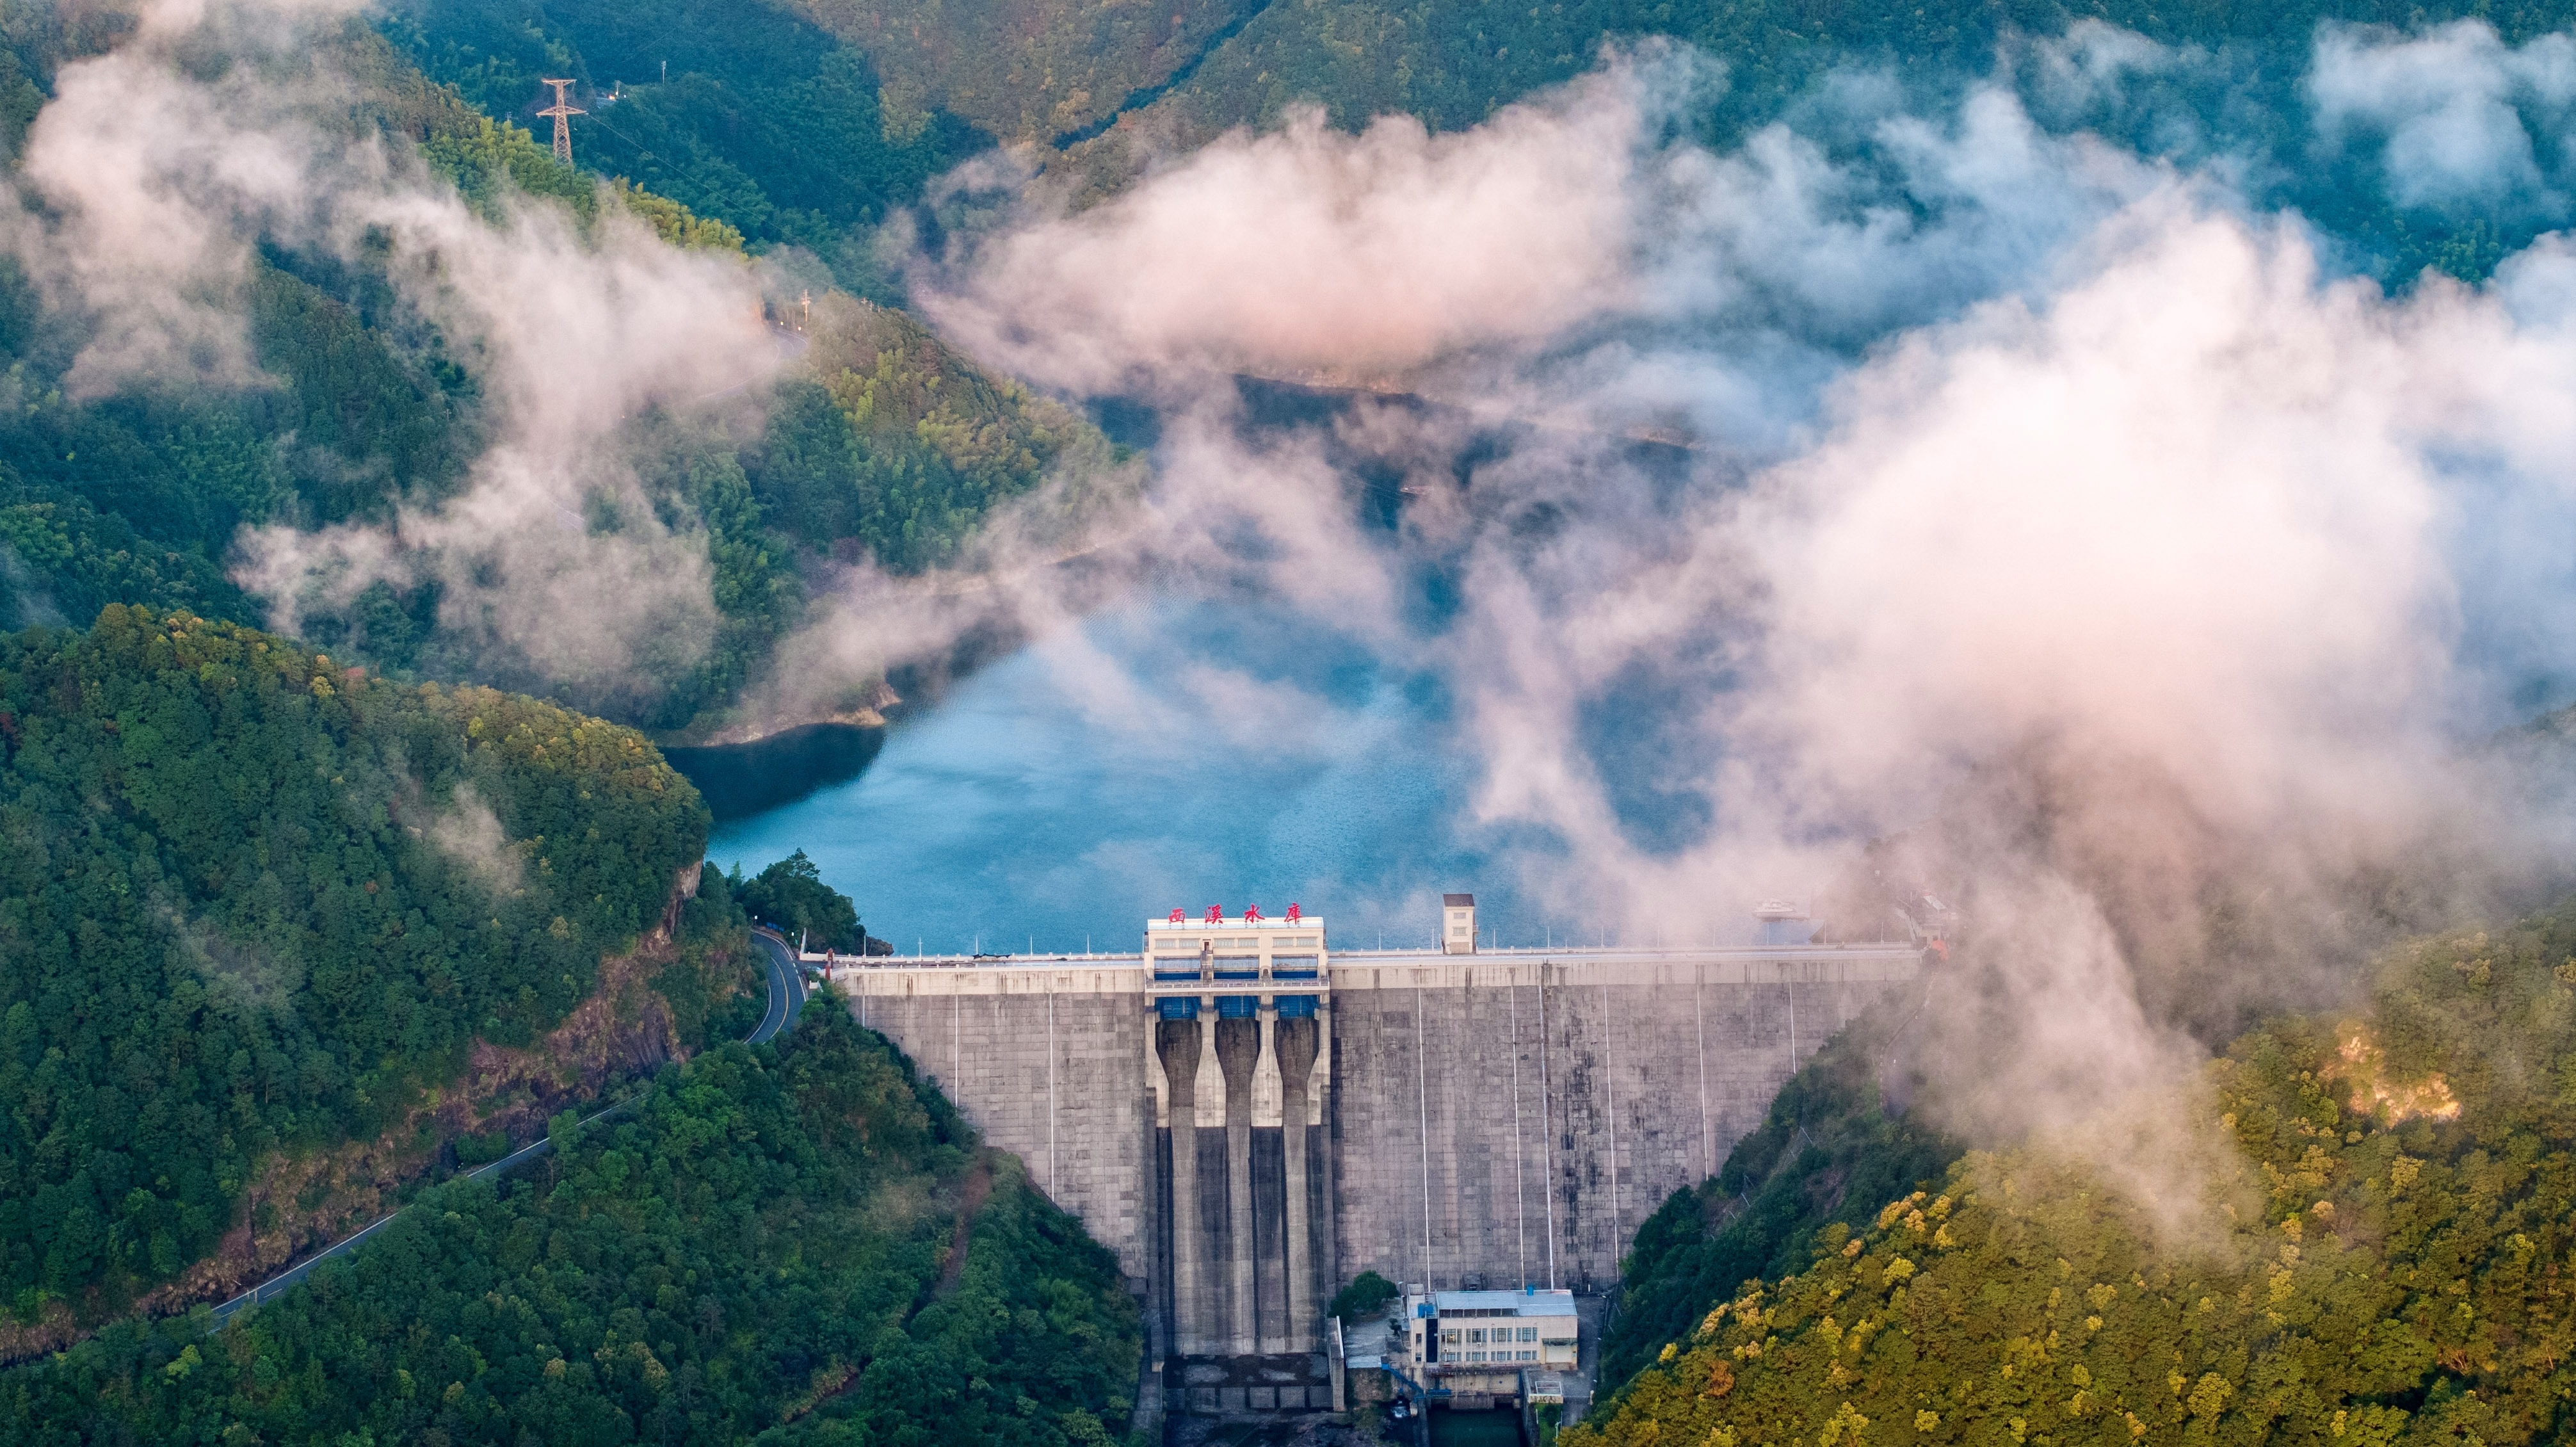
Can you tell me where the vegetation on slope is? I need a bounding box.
[736,848,865,953]
[1602,1001,1961,1394]
[1573,901,2576,1446]
[0,27,734,621]
[0,21,729,622]
[753,293,1124,574]
[0,1003,1143,1447]
[784,0,1253,145]
[0,606,709,1314]
[1026,0,2576,284]
[0,10,1125,737]
[383,0,985,269]
[0,478,254,631]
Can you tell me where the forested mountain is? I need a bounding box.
[381,0,985,277]
[761,0,2576,285]
[1573,902,2576,1446]
[10,0,2540,750]
[0,7,1128,741]
[0,606,721,1326]
[0,601,1141,1438]
[0,1004,1145,1447]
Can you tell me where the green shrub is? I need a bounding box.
[1330,1269,1401,1322]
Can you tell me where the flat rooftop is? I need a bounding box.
[1422,1289,1577,1316]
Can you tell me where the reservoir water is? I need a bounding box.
[706,596,1572,957]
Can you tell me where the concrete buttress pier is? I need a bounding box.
[829,905,1920,1415]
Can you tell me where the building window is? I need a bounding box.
[1467,1329,1485,1345]
[1517,1327,1538,1342]
[1442,1330,1461,1345]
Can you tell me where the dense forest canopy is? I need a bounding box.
[1574,903,2576,1446]
[0,606,708,1313]
[0,1003,1145,1446]
[0,4,1127,741]
[382,0,987,271]
[735,849,865,952]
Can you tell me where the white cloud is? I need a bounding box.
[2310,21,2576,210]
[0,0,778,702]
[865,40,2576,1175]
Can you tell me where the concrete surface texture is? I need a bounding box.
[832,942,1920,1384]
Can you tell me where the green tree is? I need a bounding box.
[1330,1269,1401,1321]
[0,606,710,1311]
[735,848,864,952]
[1572,898,2576,1446]
[0,1002,1142,1446]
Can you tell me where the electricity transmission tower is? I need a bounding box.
[536,79,584,164]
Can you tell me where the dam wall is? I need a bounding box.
[829,931,1922,1380]
[1327,952,1917,1295]
[847,966,1157,1281]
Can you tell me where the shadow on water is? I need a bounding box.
[1429,1407,1528,1446]
[663,723,886,823]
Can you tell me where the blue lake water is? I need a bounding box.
[708,598,1576,957]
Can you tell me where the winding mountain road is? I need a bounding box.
[210,931,809,1325]
[746,926,809,1044]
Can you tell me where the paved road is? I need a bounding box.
[211,932,807,1325]
[746,927,809,1044]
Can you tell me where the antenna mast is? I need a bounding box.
[536,79,584,164]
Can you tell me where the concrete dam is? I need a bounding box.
[818,895,1922,1413]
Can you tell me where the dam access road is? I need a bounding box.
[208,932,808,1325]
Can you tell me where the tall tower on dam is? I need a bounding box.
[826,896,1921,1414]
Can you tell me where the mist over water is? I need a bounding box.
[711,24,2576,1210]
[709,595,1639,956]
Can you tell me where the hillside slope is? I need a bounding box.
[382,0,986,263]
[1602,1001,1962,1394]
[1573,901,2576,1446]
[0,606,716,1323]
[0,1003,1144,1447]
[0,10,1129,739]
